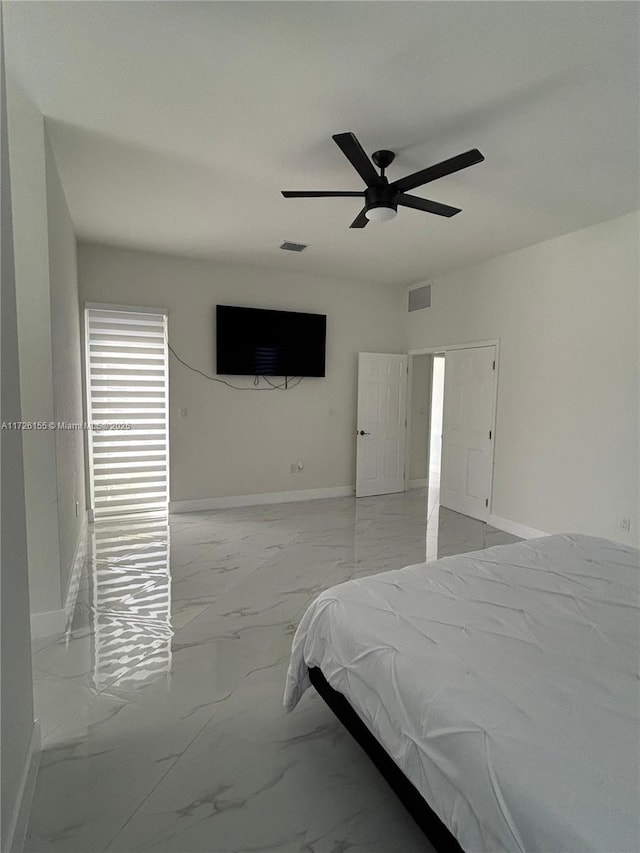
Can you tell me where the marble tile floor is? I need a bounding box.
[25,490,520,853]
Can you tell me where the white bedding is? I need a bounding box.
[284,534,640,853]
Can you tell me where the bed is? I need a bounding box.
[284,534,640,853]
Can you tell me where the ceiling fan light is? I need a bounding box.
[365,205,397,222]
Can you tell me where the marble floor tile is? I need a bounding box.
[31,633,62,655]
[27,490,519,853]
[33,673,102,742]
[28,693,218,852]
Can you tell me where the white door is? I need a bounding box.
[440,346,496,521]
[356,353,407,497]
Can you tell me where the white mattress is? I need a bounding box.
[284,534,640,853]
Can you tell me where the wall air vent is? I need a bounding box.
[408,284,431,312]
[280,241,308,252]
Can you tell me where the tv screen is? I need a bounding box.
[216,305,326,377]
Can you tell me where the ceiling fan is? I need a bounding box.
[282,132,484,228]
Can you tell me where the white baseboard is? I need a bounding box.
[407,478,428,489]
[31,511,90,640]
[488,513,548,540]
[170,486,354,513]
[4,721,41,853]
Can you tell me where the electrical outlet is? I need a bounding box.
[290,463,297,474]
[621,517,631,532]
[179,408,188,418]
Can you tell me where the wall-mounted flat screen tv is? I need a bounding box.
[216,305,326,377]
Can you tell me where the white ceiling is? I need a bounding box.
[4,1,639,287]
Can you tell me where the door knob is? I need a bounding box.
[358,430,371,436]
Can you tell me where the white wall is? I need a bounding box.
[79,244,404,503]
[5,71,61,617]
[5,61,86,633]
[45,133,86,598]
[407,211,639,547]
[1,11,37,847]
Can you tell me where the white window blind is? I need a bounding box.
[85,305,169,519]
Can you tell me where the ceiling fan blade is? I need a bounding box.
[281,191,364,198]
[350,208,369,228]
[333,133,382,187]
[391,149,484,194]
[397,193,461,217]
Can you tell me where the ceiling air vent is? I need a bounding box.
[280,241,308,252]
[408,284,431,312]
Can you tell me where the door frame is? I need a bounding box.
[405,339,500,516]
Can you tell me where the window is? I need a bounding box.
[84,305,169,519]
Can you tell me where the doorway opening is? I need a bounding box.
[427,353,445,516]
[407,342,499,555]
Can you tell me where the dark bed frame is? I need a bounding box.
[308,666,464,853]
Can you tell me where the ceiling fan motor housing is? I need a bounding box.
[364,183,398,216]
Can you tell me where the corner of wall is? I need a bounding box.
[3,721,41,853]
[6,59,63,617]
[1,13,39,847]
